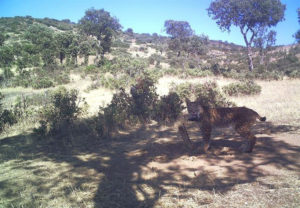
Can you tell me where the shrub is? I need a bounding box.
[32,77,54,89]
[0,92,17,133]
[154,92,184,123]
[84,64,98,74]
[54,72,70,85]
[35,87,85,137]
[130,75,158,122]
[112,39,130,48]
[96,75,159,138]
[222,80,262,96]
[185,68,213,77]
[148,54,163,66]
[170,82,192,99]
[97,88,134,138]
[171,81,235,107]
[193,81,235,107]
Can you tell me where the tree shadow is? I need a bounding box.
[0,119,299,207]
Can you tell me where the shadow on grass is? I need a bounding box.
[0,120,299,207]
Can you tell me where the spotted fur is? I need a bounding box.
[186,98,266,153]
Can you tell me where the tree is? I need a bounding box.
[295,8,300,43]
[55,32,75,64]
[79,8,122,57]
[125,28,134,36]
[208,0,285,71]
[164,20,194,56]
[24,25,57,68]
[186,35,209,56]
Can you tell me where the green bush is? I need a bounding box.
[35,87,85,137]
[185,68,213,77]
[154,92,184,123]
[84,64,98,74]
[96,75,159,137]
[222,80,262,96]
[97,88,134,138]
[171,81,235,107]
[0,92,17,133]
[112,39,130,48]
[193,81,235,107]
[130,76,158,122]
[148,54,163,66]
[32,77,54,89]
[54,72,70,85]
[170,82,191,99]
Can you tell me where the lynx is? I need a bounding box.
[186,98,266,153]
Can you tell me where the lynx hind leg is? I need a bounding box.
[235,123,257,153]
[201,125,212,152]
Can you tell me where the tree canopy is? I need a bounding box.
[79,8,122,55]
[164,20,193,39]
[208,0,286,71]
[164,20,194,56]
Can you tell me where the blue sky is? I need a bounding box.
[0,0,299,46]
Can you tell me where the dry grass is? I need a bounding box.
[231,79,300,126]
[1,76,300,208]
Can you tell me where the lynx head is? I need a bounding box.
[186,98,204,121]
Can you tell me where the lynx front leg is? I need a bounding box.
[178,124,194,150]
[201,125,212,152]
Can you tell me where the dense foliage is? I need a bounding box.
[222,81,262,96]
[34,87,85,137]
[79,8,122,55]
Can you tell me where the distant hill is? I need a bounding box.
[1,16,300,83]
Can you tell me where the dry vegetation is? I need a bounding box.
[1,76,300,208]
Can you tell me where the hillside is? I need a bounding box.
[1,16,300,87]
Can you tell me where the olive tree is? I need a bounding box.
[164,20,193,57]
[79,8,122,57]
[55,32,75,64]
[208,0,285,71]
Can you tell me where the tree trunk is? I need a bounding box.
[241,27,255,72]
[247,45,254,71]
[59,52,64,65]
[259,49,265,65]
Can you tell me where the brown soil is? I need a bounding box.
[76,119,300,207]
